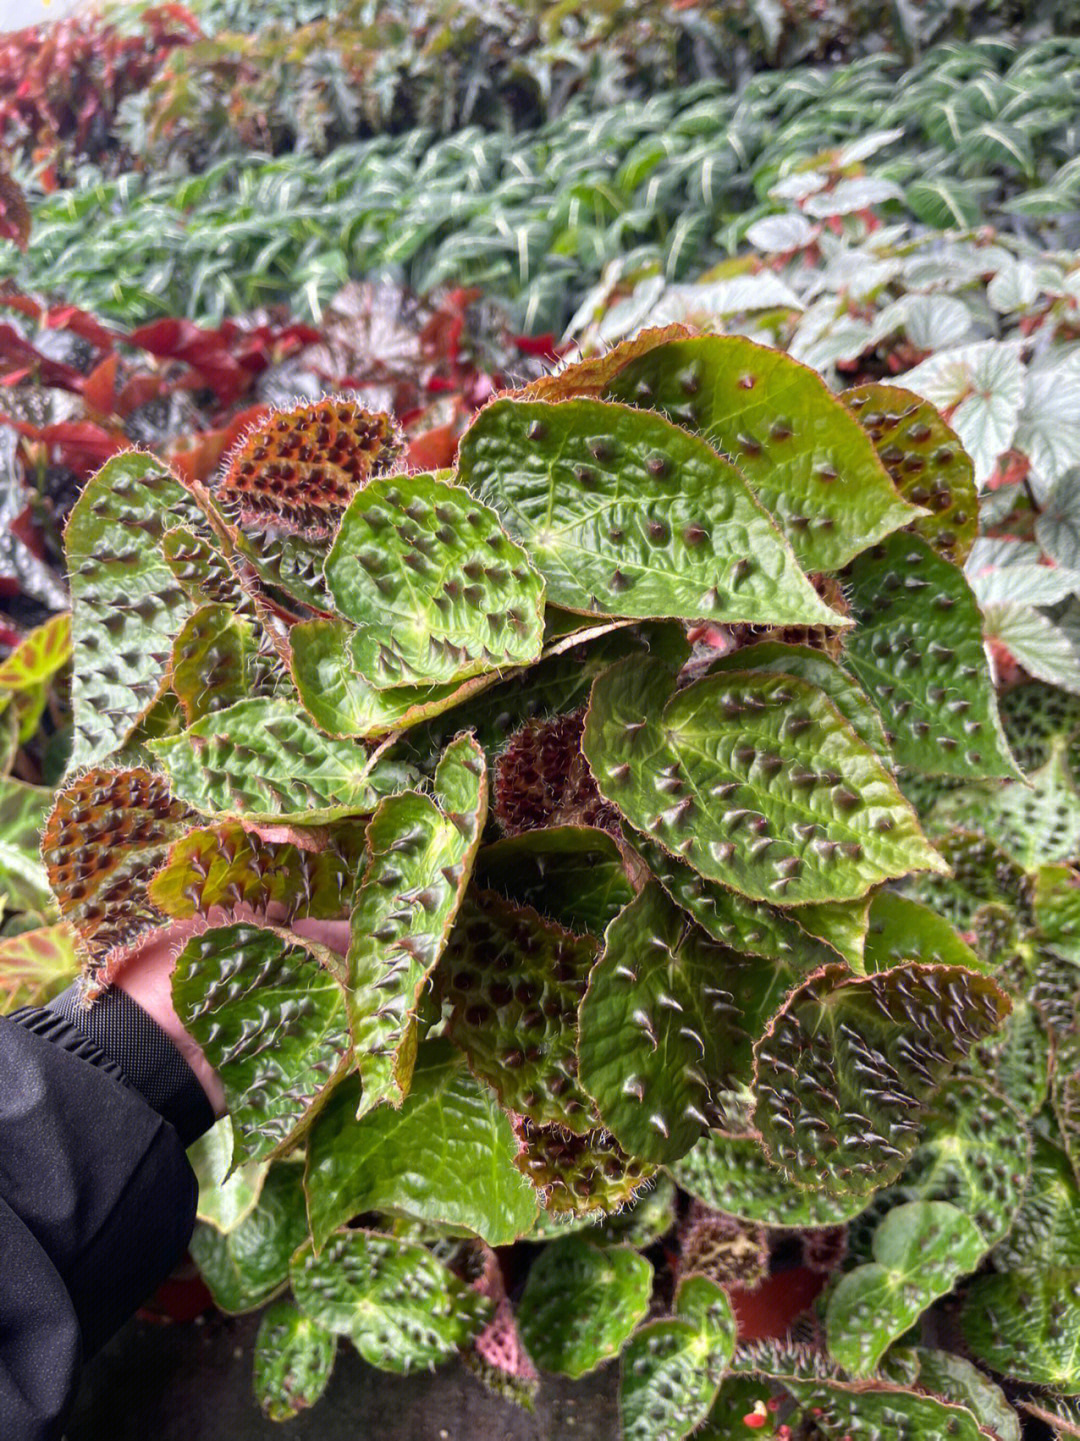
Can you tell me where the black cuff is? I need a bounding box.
[9,983,215,1148]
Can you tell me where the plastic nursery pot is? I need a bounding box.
[136,1252,213,1325]
[727,1266,828,1344]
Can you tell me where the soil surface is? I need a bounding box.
[68,1310,619,1440]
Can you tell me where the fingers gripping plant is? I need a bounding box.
[44,331,1064,1434]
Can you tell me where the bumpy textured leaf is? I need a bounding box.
[304,1041,536,1249]
[219,399,400,536]
[513,1119,657,1217]
[826,1201,985,1375]
[963,1270,1080,1394]
[290,617,495,740]
[170,602,281,724]
[172,922,351,1167]
[517,1236,652,1378]
[911,1349,1021,1441]
[634,833,838,969]
[238,529,332,613]
[707,640,891,765]
[0,779,53,914]
[346,734,486,1115]
[994,1137,1080,1272]
[619,1275,736,1441]
[933,737,1080,869]
[189,1164,308,1314]
[439,891,598,1132]
[753,962,1010,1198]
[579,884,811,1165]
[475,826,635,936]
[780,1377,998,1440]
[1035,863,1080,964]
[493,710,619,838]
[290,1229,490,1374]
[65,452,209,767]
[324,472,545,689]
[794,895,872,970]
[845,384,978,565]
[148,820,360,923]
[875,1077,1032,1248]
[584,656,946,906]
[253,1301,337,1423]
[998,682,1080,775]
[42,768,193,983]
[903,828,1029,931]
[670,1132,872,1229]
[188,1118,269,1233]
[845,534,1019,780]
[864,890,983,973]
[150,697,415,822]
[460,397,844,626]
[0,923,77,1012]
[596,1176,677,1248]
[161,525,246,609]
[515,326,689,403]
[603,334,919,572]
[964,991,1050,1120]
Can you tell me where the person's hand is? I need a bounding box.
[112,913,352,1121]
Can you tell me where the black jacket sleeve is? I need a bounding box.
[1,984,216,1441]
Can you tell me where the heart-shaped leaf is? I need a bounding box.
[325,472,545,688]
[459,397,844,627]
[189,1163,309,1314]
[844,383,977,565]
[172,921,352,1168]
[304,1041,536,1249]
[65,452,210,767]
[619,1275,736,1441]
[753,963,1010,1198]
[844,534,1019,780]
[150,697,416,823]
[517,1236,653,1378]
[584,656,946,906]
[602,334,920,572]
[346,734,487,1115]
[253,1301,337,1423]
[826,1200,986,1375]
[290,1228,491,1374]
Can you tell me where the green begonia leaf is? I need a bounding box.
[325,471,545,688]
[0,612,70,695]
[290,1228,491,1374]
[290,617,496,740]
[161,525,246,610]
[172,922,352,1168]
[594,1175,677,1248]
[513,1120,658,1217]
[932,736,1080,868]
[188,1118,269,1233]
[780,1377,999,1440]
[619,1275,736,1441]
[0,779,53,914]
[579,883,817,1165]
[864,890,983,973]
[439,891,598,1132]
[150,697,416,822]
[753,962,1010,1198]
[826,1200,985,1376]
[1035,863,1080,964]
[304,1041,537,1249]
[475,826,636,936]
[994,1136,1080,1272]
[910,1349,1021,1441]
[963,1270,1080,1394]
[845,534,1019,780]
[169,602,281,724]
[459,397,844,627]
[584,656,947,906]
[793,895,871,970]
[670,1132,872,1229]
[65,452,209,767]
[998,682,1080,774]
[0,923,77,1013]
[634,832,839,968]
[253,1301,337,1423]
[903,828,1030,931]
[844,383,978,566]
[603,334,920,572]
[707,640,892,765]
[963,991,1050,1120]
[346,734,487,1115]
[516,1236,652,1378]
[189,1164,308,1314]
